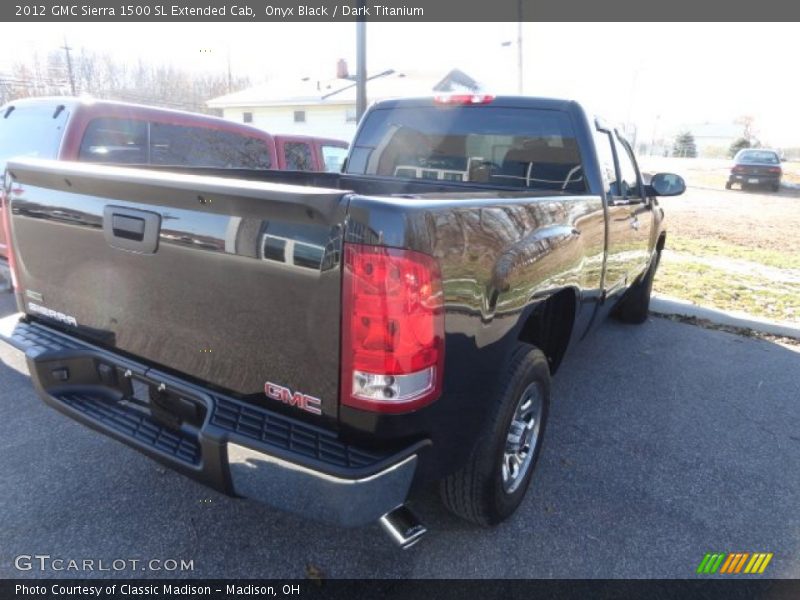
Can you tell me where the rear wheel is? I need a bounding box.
[725,181,733,190]
[613,251,660,324]
[439,345,550,525]
[772,183,780,192]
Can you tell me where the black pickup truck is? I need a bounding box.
[1,95,685,547]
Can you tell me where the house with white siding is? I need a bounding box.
[675,122,744,157]
[206,61,482,143]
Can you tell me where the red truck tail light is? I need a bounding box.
[0,190,18,290]
[341,243,444,413]
[433,93,495,105]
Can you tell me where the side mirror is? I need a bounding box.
[646,172,686,197]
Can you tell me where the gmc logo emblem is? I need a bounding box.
[265,382,323,416]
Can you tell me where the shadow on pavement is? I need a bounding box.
[0,311,798,578]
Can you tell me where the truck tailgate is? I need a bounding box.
[6,158,349,423]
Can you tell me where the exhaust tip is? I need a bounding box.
[379,505,427,549]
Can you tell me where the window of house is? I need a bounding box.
[243,112,253,124]
[293,110,306,123]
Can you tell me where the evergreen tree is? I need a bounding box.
[728,137,751,158]
[672,131,697,158]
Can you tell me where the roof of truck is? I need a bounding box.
[1,96,275,139]
[368,95,582,111]
[3,96,215,118]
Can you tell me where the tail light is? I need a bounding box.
[732,165,745,172]
[433,94,495,105]
[768,167,781,174]
[0,188,18,290]
[341,243,444,413]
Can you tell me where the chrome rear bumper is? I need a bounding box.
[2,318,427,529]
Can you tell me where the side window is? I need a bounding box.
[79,118,147,164]
[149,123,271,169]
[284,142,313,171]
[320,144,348,172]
[613,133,642,199]
[593,130,619,197]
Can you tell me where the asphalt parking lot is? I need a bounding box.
[1,291,799,579]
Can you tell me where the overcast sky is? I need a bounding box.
[2,22,797,146]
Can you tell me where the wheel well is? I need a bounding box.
[517,288,577,375]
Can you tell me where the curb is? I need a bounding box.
[650,294,800,340]
[685,183,800,195]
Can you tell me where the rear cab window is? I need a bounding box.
[346,105,586,192]
[0,102,70,171]
[283,142,314,171]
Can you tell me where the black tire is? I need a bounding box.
[439,344,550,526]
[725,181,733,190]
[613,251,660,324]
[772,183,780,192]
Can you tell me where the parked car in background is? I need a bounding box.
[0,97,348,261]
[726,148,783,192]
[275,134,349,173]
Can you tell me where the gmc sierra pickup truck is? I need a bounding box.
[0,95,685,548]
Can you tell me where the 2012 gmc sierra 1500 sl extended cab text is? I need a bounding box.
[1,95,685,547]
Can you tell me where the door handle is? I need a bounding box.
[112,215,146,241]
[103,206,161,254]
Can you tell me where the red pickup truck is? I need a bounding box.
[0,97,348,261]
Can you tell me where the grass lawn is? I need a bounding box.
[656,259,800,323]
[665,236,800,270]
[650,179,800,325]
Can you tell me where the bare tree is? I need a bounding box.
[3,48,249,114]
[735,115,759,145]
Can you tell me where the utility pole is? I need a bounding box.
[227,46,232,93]
[356,12,367,121]
[650,115,660,156]
[61,38,76,95]
[517,1,523,94]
